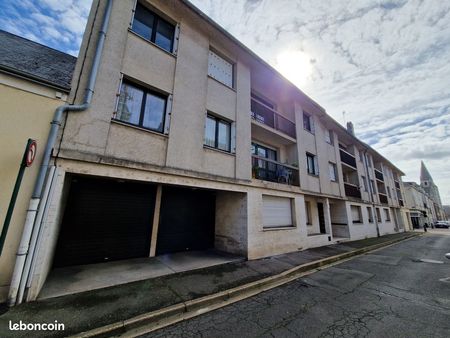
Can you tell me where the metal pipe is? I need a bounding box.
[8,0,113,306]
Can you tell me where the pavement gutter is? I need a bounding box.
[71,232,422,338]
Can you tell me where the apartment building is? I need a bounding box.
[0,30,75,303]
[7,0,409,302]
[403,182,437,228]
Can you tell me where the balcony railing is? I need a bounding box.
[344,182,361,199]
[252,155,299,186]
[394,181,400,189]
[375,169,384,181]
[340,149,357,168]
[379,193,388,204]
[250,98,296,139]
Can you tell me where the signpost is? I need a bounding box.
[0,139,37,255]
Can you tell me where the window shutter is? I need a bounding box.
[164,94,173,134]
[173,23,180,55]
[113,74,124,118]
[314,156,319,175]
[230,122,236,153]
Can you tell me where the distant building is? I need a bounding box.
[443,205,450,221]
[419,161,446,221]
[403,182,436,229]
[0,30,76,303]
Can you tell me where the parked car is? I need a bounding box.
[434,221,450,229]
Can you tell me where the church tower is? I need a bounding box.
[420,161,442,207]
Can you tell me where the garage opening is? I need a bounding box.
[52,175,156,267]
[156,186,216,255]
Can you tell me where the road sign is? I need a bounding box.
[24,139,37,167]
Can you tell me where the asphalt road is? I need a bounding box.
[143,233,450,338]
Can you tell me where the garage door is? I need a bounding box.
[262,195,293,228]
[156,186,215,255]
[53,175,156,268]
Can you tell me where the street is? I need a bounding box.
[144,233,450,338]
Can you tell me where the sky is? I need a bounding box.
[1,0,449,204]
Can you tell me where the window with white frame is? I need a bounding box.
[376,207,382,222]
[307,153,319,175]
[303,113,314,133]
[325,129,333,144]
[367,207,373,223]
[361,176,368,191]
[329,162,337,181]
[208,50,233,88]
[305,201,312,225]
[351,205,362,223]
[384,208,391,221]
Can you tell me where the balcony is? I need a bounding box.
[251,98,296,139]
[379,193,388,204]
[394,180,400,189]
[340,149,357,169]
[252,156,299,186]
[399,199,404,207]
[344,182,361,199]
[375,169,384,181]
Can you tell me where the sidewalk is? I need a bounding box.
[0,232,420,337]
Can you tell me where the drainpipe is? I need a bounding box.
[363,149,380,237]
[8,0,113,306]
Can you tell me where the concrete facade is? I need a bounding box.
[3,0,410,302]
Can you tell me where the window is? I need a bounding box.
[262,195,294,228]
[387,188,391,198]
[306,153,319,175]
[325,129,333,144]
[329,162,337,181]
[367,207,373,223]
[204,114,231,152]
[305,201,312,225]
[359,150,364,162]
[351,205,362,223]
[376,208,382,222]
[384,208,391,222]
[303,113,314,133]
[366,154,372,167]
[132,3,175,53]
[116,80,167,133]
[370,179,376,193]
[361,176,368,191]
[208,50,233,87]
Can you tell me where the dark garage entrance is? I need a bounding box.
[53,175,156,268]
[156,186,216,255]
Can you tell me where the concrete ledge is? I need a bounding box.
[72,232,421,338]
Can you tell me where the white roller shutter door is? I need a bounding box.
[263,195,293,228]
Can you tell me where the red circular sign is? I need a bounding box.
[26,140,37,167]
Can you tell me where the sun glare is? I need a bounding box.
[275,50,313,88]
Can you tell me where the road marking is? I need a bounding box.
[418,259,444,264]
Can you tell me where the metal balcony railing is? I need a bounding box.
[344,182,361,199]
[379,193,388,204]
[339,149,357,168]
[250,98,296,139]
[375,169,384,181]
[252,156,299,186]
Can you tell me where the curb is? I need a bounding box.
[71,233,421,338]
